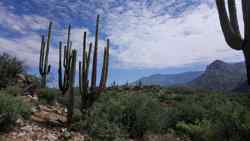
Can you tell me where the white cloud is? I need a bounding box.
[0,0,246,71]
[0,28,106,71]
[0,2,51,33]
[105,1,244,69]
[0,33,59,69]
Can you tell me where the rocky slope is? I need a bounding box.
[1,96,89,141]
[188,60,246,92]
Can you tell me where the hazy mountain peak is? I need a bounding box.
[189,60,246,91]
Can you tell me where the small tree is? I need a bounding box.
[0,53,24,89]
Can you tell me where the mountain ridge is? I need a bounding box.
[133,60,247,92]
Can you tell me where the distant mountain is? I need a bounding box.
[133,60,248,92]
[188,60,246,92]
[133,71,203,86]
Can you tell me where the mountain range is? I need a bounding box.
[134,60,248,92]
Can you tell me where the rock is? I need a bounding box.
[47,133,58,141]
[16,118,24,126]
[21,125,33,132]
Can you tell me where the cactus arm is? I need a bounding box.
[39,35,45,75]
[242,0,247,37]
[228,0,241,37]
[79,62,83,94]
[216,0,243,50]
[67,49,77,125]
[99,46,107,89]
[104,39,110,86]
[91,15,100,90]
[83,32,87,58]
[86,43,92,74]
[84,43,92,92]
[67,25,71,51]
[47,65,51,74]
[242,0,250,40]
[63,45,67,67]
[82,32,87,86]
[39,22,52,88]
[44,22,52,73]
[58,42,64,90]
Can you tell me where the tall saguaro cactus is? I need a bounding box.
[58,25,77,125]
[67,49,77,125]
[216,0,250,84]
[79,15,110,112]
[58,25,72,95]
[39,22,52,88]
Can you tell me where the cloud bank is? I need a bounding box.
[105,0,243,69]
[0,0,245,71]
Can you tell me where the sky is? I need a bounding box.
[0,0,245,85]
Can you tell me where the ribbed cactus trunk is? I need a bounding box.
[67,50,77,125]
[58,25,72,95]
[39,22,52,88]
[79,15,110,113]
[243,45,250,84]
[216,0,250,84]
[58,25,77,125]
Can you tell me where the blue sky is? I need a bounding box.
[0,0,245,85]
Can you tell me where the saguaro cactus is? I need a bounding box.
[67,49,77,125]
[216,0,250,84]
[58,25,72,95]
[58,25,77,125]
[39,22,52,88]
[79,15,110,112]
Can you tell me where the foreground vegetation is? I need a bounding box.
[36,86,250,141]
[0,52,250,141]
[65,87,250,141]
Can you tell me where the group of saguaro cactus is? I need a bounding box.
[38,15,110,125]
[58,25,77,125]
[79,15,109,113]
[216,0,250,84]
[39,22,52,88]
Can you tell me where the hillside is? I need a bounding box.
[133,71,203,86]
[134,60,247,92]
[188,60,246,92]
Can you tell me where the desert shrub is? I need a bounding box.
[176,120,214,141]
[210,101,250,141]
[172,93,250,141]
[0,93,31,131]
[158,94,209,131]
[74,92,165,140]
[232,93,250,110]
[3,85,23,96]
[120,94,163,138]
[72,89,250,141]
[0,53,24,89]
[158,93,190,103]
[38,88,58,105]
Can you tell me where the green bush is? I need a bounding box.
[3,85,23,96]
[72,89,250,141]
[0,93,31,131]
[176,120,214,141]
[172,93,250,141]
[0,53,24,89]
[74,92,165,140]
[120,94,163,138]
[38,88,58,105]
